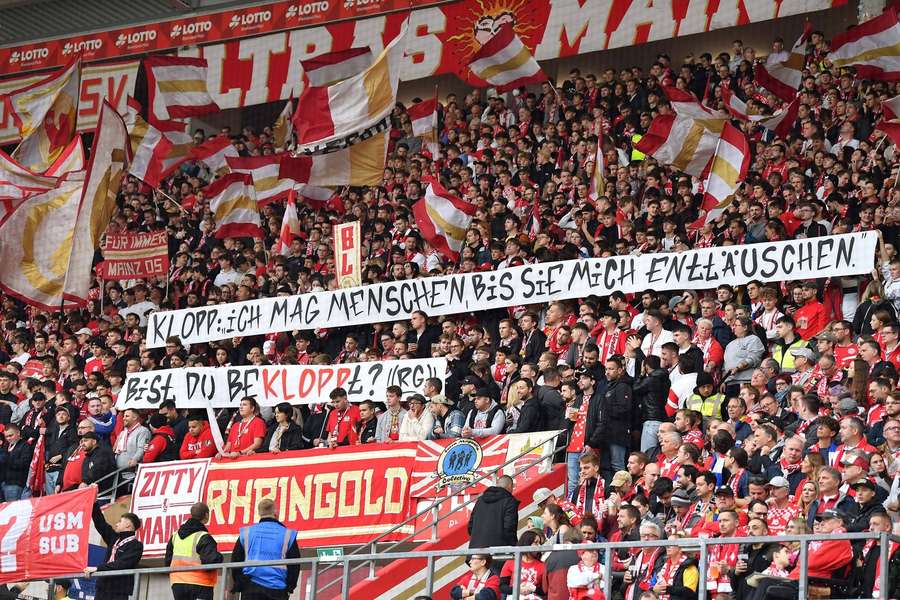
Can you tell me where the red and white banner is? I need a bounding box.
[205,172,263,239]
[100,230,170,280]
[468,24,547,92]
[0,1,847,146]
[203,444,418,550]
[130,459,211,557]
[301,47,374,87]
[333,221,362,289]
[413,177,476,261]
[829,6,900,80]
[0,487,96,583]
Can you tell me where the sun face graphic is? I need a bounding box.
[447,0,541,59]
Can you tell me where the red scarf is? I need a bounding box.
[657,555,688,600]
[576,477,605,516]
[778,458,802,475]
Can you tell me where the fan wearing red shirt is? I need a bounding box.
[323,387,361,448]
[180,416,217,460]
[221,397,266,458]
[794,283,827,340]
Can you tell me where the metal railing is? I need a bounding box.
[92,463,138,502]
[39,531,899,599]
[313,428,567,596]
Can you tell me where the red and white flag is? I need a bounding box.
[276,191,301,256]
[272,99,294,148]
[721,84,755,121]
[204,173,263,239]
[829,7,900,80]
[634,113,725,177]
[468,24,546,92]
[756,94,801,139]
[295,184,340,211]
[279,132,388,187]
[226,155,292,206]
[588,134,606,201]
[8,60,81,172]
[158,121,194,180]
[294,26,405,150]
[407,97,439,157]
[877,94,900,146]
[0,150,57,192]
[144,56,220,123]
[412,177,476,260]
[128,113,173,188]
[191,136,237,177]
[755,23,811,101]
[301,47,374,87]
[701,123,750,225]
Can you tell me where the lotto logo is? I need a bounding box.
[171,20,213,38]
[287,1,331,18]
[229,10,271,28]
[63,39,102,55]
[13,47,50,62]
[116,30,157,48]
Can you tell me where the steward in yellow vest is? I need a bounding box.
[165,502,223,600]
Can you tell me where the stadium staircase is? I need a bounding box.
[312,433,567,599]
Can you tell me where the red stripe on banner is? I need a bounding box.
[301,46,371,71]
[831,6,898,49]
[471,22,516,61]
[203,171,253,196]
[412,198,457,260]
[877,119,900,146]
[294,86,334,144]
[142,135,174,188]
[226,154,282,171]
[215,222,263,239]
[190,135,232,161]
[663,85,702,104]
[168,101,220,120]
[852,65,900,81]
[278,155,312,183]
[633,113,675,155]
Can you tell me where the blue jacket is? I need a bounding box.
[231,518,300,592]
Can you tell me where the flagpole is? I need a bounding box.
[155,187,187,215]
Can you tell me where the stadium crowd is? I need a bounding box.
[1,21,900,600]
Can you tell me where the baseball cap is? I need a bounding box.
[767,476,790,489]
[430,394,453,406]
[837,397,859,414]
[841,453,869,470]
[474,387,494,399]
[816,509,848,523]
[816,332,837,343]
[533,487,553,506]
[788,347,815,362]
[668,295,685,311]
[850,479,876,491]
[610,471,632,488]
[714,485,734,496]
[74,327,93,337]
[576,369,596,380]
[461,375,483,387]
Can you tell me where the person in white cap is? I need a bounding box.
[764,476,797,535]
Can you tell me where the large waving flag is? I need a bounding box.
[65,101,130,304]
[205,173,263,239]
[634,89,726,177]
[0,150,57,192]
[272,99,294,149]
[755,23,811,101]
[226,155,292,206]
[128,113,174,188]
[0,175,84,310]
[756,95,802,139]
[144,56,220,122]
[877,94,900,146]
[468,24,546,92]
[8,60,81,172]
[294,25,406,152]
[829,7,900,80]
[407,96,439,157]
[44,137,84,178]
[276,192,301,256]
[301,47,374,87]
[158,121,194,180]
[701,123,751,225]
[191,136,237,177]
[279,132,388,187]
[413,177,476,260]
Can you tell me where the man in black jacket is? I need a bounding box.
[80,432,116,488]
[510,378,545,433]
[85,503,143,600]
[467,475,518,562]
[599,356,633,479]
[632,355,670,454]
[165,502,223,600]
[1,424,33,500]
[44,406,78,495]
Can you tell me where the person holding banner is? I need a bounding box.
[85,502,144,600]
[221,398,266,458]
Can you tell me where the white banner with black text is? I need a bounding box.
[119,357,446,408]
[145,233,877,348]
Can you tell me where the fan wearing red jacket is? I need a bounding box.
[179,416,217,460]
